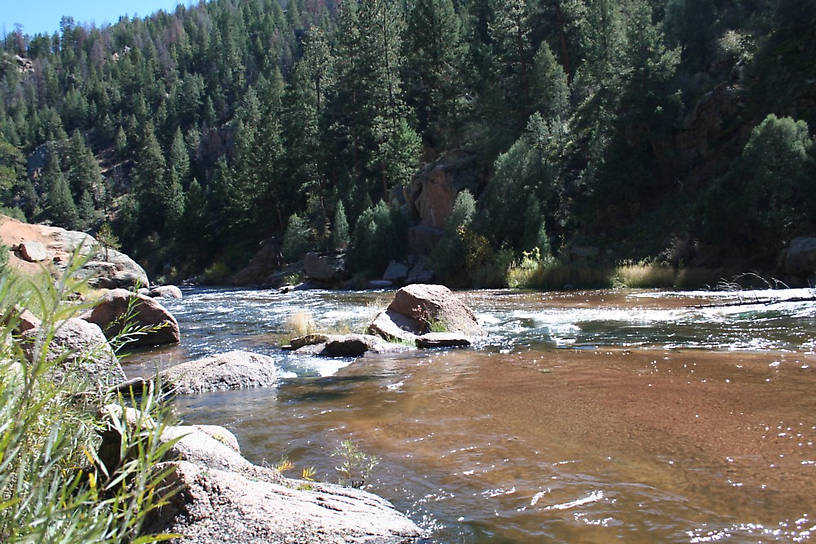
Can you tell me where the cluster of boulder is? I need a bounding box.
[287,284,484,357]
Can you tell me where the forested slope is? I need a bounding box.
[0,0,814,285]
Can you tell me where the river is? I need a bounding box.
[124,287,816,543]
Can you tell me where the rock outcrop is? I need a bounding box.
[160,350,279,395]
[98,407,421,543]
[82,289,180,347]
[368,284,483,346]
[0,215,148,289]
[21,318,125,388]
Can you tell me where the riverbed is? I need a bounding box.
[125,287,816,542]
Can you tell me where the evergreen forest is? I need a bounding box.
[1,0,815,286]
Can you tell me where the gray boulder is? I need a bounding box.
[83,289,180,347]
[160,350,279,395]
[144,461,421,544]
[304,251,348,283]
[22,318,124,388]
[368,284,483,343]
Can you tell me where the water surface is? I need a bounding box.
[124,287,816,542]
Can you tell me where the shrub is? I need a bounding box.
[282,213,313,262]
[347,201,407,275]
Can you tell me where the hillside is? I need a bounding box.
[0,0,814,287]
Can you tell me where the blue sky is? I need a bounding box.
[1,1,191,37]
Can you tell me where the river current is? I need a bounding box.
[125,287,816,543]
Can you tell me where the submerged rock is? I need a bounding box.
[160,350,278,395]
[82,289,180,347]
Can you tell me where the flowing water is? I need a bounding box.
[125,287,816,543]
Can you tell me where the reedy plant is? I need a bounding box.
[0,256,180,543]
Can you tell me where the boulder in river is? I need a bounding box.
[368,284,483,345]
[292,333,413,357]
[82,289,180,347]
[143,461,421,544]
[160,350,279,395]
[98,406,421,544]
[21,318,124,388]
[148,285,183,299]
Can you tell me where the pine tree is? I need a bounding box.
[331,200,350,250]
[404,0,466,148]
[44,147,79,230]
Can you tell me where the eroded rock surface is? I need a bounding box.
[160,350,278,395]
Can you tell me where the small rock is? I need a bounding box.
[18,240,47,262]
[160,350,279,395]
[288,333,330,350]
[415,332,472,348]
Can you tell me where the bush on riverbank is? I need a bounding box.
[0,264,177,543]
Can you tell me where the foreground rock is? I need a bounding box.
[145,461,421,544]
[82,289,180,347]
[98,408,421,543]
[21,318,124,388]
[160,350,278,394]
[0,215,148,288]
[291,333,413,357]
[368,284,483,346]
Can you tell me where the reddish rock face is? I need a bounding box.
[83,289,180,347]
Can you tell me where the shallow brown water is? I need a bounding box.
[129,287,816,542]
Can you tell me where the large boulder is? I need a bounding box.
[785,237,816,278]
[160,350,279,395]
[82,289,180,347]
[304,251,348,283]
[369,284,483,342]
[21,318,124,388]
[144,461,421,544]
[0,215,148,289]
